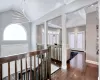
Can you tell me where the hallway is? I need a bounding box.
[51,64,98,80]
[51,50,98,80]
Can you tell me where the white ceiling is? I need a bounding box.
[0,0,79,21]
[0,0,97,28]
[0,0,65,21]
[0,0,13,12]
[48,4,98,28]
[47,9,86,28]
[48,16,62,27]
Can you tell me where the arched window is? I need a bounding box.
[3,24,27,40]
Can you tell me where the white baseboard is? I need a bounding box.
[61,65,67,70]
[86,60,98,65]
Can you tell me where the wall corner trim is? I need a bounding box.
[86,60,98,65]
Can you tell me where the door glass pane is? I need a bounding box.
[77,32,83,49]
[69,33,75,48]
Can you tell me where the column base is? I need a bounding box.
[61,65,67,69]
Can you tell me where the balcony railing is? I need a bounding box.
[0,48,51,80]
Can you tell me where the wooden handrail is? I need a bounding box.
[0,49,48,64]
[0,48,51,80]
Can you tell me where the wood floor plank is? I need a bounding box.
[51,52,98,80]
[51,65,98,80]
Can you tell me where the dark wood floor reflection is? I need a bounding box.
[51,52,98,80]
[51,64,98,80]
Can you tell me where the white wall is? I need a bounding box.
[36,24,44,45]
[1,44,28,57]
[0,10,31,57]
[86,11,98,62]
[31,23,37,51]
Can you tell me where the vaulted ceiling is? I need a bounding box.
[0,0,81,21]
[0,0,65,21]
[48,3,98,28]
[0,0,98,28]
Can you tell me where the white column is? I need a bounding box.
[61,13,67,69]
[44,21,48,49]
[98,1,100,80]
[31,23,37,51]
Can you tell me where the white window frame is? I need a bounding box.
[68,31,85,51]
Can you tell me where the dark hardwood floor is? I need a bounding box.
[51,52,98,80]
[51,64,98,80]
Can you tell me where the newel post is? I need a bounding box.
[47,46,51,80]
[0,64,2,80]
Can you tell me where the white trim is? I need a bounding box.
[48,23,61,29]
[61,65,67,70]
[34,0,97,25]
[86,60,98,65]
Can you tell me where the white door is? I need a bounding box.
[68,32,75,49]
[76,31,85,51]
